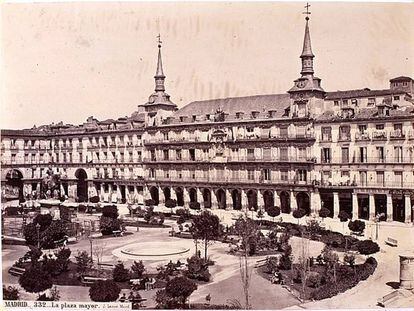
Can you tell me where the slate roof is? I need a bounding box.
[325,88,407,100]
[173,94,291,119]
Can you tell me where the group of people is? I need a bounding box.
[119,291,143,303]
[270,271,284,285]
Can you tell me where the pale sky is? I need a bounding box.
[1,2,413,129]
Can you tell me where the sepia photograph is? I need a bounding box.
[1,1,414,310]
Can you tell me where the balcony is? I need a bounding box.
[355,132,370,141]
[318,157,413,164]
[389,130,405,140]
[372,130,387,141]
[338,134,351,142]
[320,135,332,142]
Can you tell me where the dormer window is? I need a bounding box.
[334,100,339,106]
[192,115,197,121]
[351,99,358,105]
[179,116,185,122]
[368,98,376,106]
[251,111,260,119]
[393,95,400,101]
[342,99,348,106]
[235,112,244,119]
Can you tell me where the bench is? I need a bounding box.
[385,237,398,247]
[254,258,268,268]
[8,266,25,277]
[112,230,124,237]
[98,263,115,270]
[377,290,400,307]
[81,276,107,286]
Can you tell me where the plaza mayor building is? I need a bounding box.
[1,14,414,224]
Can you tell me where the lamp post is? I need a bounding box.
[36,222,41,249]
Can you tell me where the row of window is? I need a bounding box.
[321,146,405,163]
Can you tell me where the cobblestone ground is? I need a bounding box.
[2,207,413,309]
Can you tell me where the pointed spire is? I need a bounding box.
[154,34,165,92]
[301,18,314,58]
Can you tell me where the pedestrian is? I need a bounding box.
[119,293,127,302]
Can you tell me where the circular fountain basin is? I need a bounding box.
[113,240,192,261]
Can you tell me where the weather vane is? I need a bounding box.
[303,2,311,20]
[157,33,162,48]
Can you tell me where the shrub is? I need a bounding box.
[306,271,324,288]
[156,276,197,309]
[89,196,100,203]
[55,248,71,273]
[185,255,210,282]
[344,253,356,267]
[319,208,331,218]
[89,280,120,302]
[338,211,350,222]
[265,256,279,274]
[113,262,130,282]
[78,204,87,213]
[278,245,292,270]
[3,286,19,300]
[292,208,306,219]
[144,199,156,207]
[158,213,165,225]
[130,261,145,279]
[19,266,53,293]
[176,208,191,220]
[37,286,60,301]
[24,219,68,249]
[189,202,201,210]
[6,205,21,216]
[267,206,281,220]
[165,199,177,209]
[144,206,154,223]
[102,205,118,219]
[357,240,380,255]
[321,232,345,248]
[75,250,92,275]
[348,220,365,235]
[100,216,122,235]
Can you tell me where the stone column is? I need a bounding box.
[226,189,233,210]
[211,190,218,210]
[241,189,248,211]
[386,194,393,221]
[258,191,264,210]
[333,192,340,219]
[274,191,281,207]
[100,183,105,197]
[352,193,359,219]
[159,186,165,206]
[183,188,190,206]
[68,183,77,200]
[404,195,412,223]
[311,191,321,216]
[290,191,297,211]
[369,193,376,221]
[170,188,177,201]
[143,186,151,201]
[197,188,204,209]
[125,186,130,203]
[116,185,122,203]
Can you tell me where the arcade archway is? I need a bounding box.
[5,169,24,202]
[296,192,311,215]
[231,189,242,210]
[280,191,290,213]
[247,190,258,211]
[216,189,226,209]
[75,168,88,202]
[263,190,274,211]
[149,186,159,205]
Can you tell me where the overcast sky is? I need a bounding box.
[1,2,413,129]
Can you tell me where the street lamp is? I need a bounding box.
[36,223,41,248]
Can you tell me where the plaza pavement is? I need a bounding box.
[2,206,413,309]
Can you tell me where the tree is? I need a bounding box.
[144,206,155,223]
[89,280,120,302]
[191,211,223,261]
[357,240,380,255]
[319,208,331,219]
[256,209,265,227]
[19,265,53,294]
[55,248,71,273]
[130,260,146,279]
[278,245,292,270]
[321,246,339,284]
[102,205,118,219]
[75,250,92,275]
[3,286,19,300]
[185,255,210,282]
[348,219,366,235]
[113,261,130,282]
[24,218,68,249]
[165,199,177,214]
[92,242,106,266]
[155,276,197,309]
[100,216,122,235]
[292,208,306,224]
[267,206,281,222]
[338,210,350,234]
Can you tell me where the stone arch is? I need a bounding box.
[74,168,88,202]
[280,190,291,213]
[216,188,226,209]
[296,192,311,216]
[246,189,258,211]
[263,190,274,211]
[203,189,211,209]
[231,189,242,210]
[149,186,159,205]
[5,169,24,202]
[163,187,171,201]
[188,188,197,203]
[175,187,184,206]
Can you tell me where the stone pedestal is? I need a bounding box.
[400,254,414,289]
